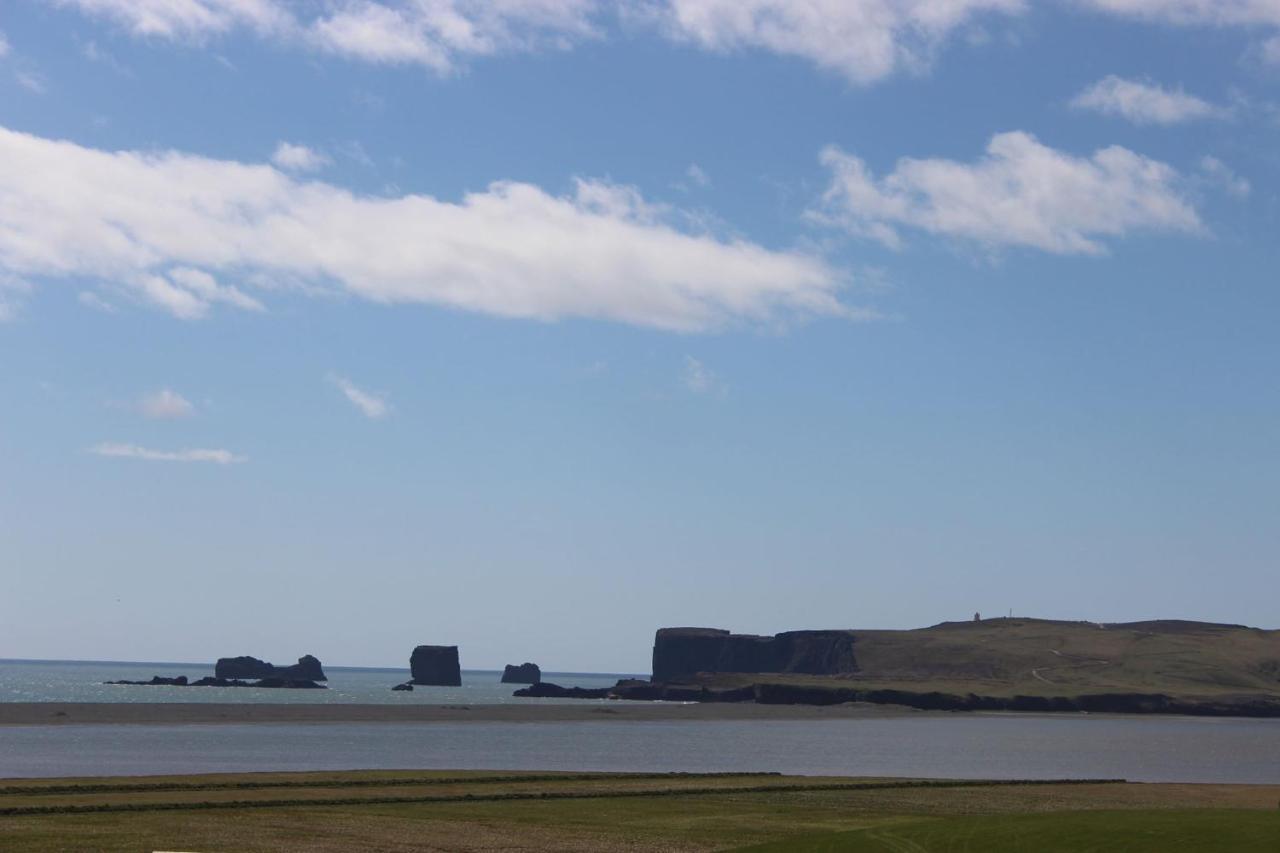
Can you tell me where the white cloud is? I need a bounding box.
[90,442,244,464]
[15,71,47,94]
[1079,1,1280,27]
[0,274,30,322]
[815,131,1202,255]
[328,374,390,419]
[271,141,329,172]
[59,0,601,74]
[1071,76,1224,124]
[308,0,600,72]
[0,30,9,57]
[651,0,1026,84]
[138,388,196,419]
[1198,156,1251,198]
[0,125,846,331]
[57,1,1033,82]
[682,355,725,395]
[78,290,117,312]
[56,0,292,39]
[685,163,710,187]
[1264,34,1280,63]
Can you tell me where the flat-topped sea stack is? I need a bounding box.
[410,645,461,686]
[501,663,541,684]
[214,654,327,681]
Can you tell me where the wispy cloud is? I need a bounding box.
[1071,76,1225,125]
[0,30,9,58]
[90,442,244,464]
[0,125,845,331]
[138,388,196,419]
[55,1,1031,85]
[328,374,391,419]
[78,290,116,313]
[1080,1,1280,27]
[814,131,1202,255]
[651,0,1025,84]
[271,141,329,172]
[1198,156,1251,198]
[685,163,710,187]
[682,356,726,396]
[15,71,46,94]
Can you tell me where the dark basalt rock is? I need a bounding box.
[501,663,541,684]
[392,682,414,691]
[214,654,327,681]
[512,682,609,699]
[104,675,189,686]
[108,675,324,689]
[410,645,462,686]
[651,627,858,681]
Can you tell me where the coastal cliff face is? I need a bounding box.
[501,663,541,684]
[410,645,462,686]
[214,655,327,681]
[651,628,858,681]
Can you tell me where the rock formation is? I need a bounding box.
[410,645,462,686]
[513,682,609,699]
[104,675,188,686]
[501,662,541,684]
[651,628,857,681]
[214,654,327,681]
[106,675,324,689]
[392,682,414,691]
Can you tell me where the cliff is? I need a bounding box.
[501,663,541,684]
[638,618,1280,714]
[410,645,462,686]
[652,628,857,681]
[214,655,327,681]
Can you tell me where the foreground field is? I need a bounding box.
[2,769,1277,851]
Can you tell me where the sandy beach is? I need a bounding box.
[0,700,921,727]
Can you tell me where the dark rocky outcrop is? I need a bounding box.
[501,663,541,684]
[392,682,414,691]
[513,682,610,699]
[652,628,857,681]
[410,645,462,686]
[104,675,188,686]
[214,654,327,681]
[107,675,324,689]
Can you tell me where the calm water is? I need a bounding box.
[3,660,1279,783]
[0,659,632,705]
[3,716,1279,782]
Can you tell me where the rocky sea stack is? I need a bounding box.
[410,645,462,686]
[501,662,541,684]
[214,654,327,681]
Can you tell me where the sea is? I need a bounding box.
[0,658,628,706]
[3,659,1280,783]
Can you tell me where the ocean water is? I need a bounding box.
[3,716,1280,782]
[0,659,633,705]
[4,659,1279,783]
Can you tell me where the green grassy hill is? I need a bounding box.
[693,618,1280,708]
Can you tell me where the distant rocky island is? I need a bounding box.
[501,662,541,684]
[105,654,328,690]
[517,619,1280,718]
[215,655,326,682]
[410,645,461,686]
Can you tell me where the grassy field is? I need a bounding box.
[2,769,1277,851]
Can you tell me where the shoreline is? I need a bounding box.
[2,701,1275,727]
[0,700,927,726]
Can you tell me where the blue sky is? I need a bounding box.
[1,1,1278,672]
